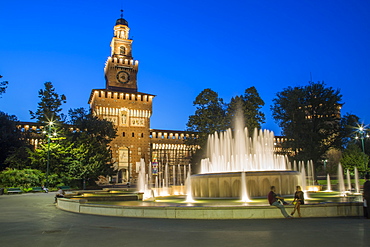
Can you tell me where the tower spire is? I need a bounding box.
[105,13,137,92]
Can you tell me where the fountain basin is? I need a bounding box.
[191,171,300,198]
[57,197,363,219]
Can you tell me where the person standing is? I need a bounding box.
[267,186,292,218]
[291,185,304,217]
[363,174,370,219]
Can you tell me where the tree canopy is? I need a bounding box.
[226,86,265,135]
[65,108,117,182]
[0,75,8,97]
[341,143,369,174]
[186,87,266,167]
[271,81,343,165]
[29,81,67,123]
[187,87,266,147]
[186,88,227,147]
[339,113,360,148]
[0,112,29,170]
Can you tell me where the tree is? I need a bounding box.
[27,108,117,188]
[185,89,227,170]
[66,108,117,188]
[339,113,360,148]
[341,143,369,175]
[226,86,265,135]
[29,141,74,184]
[186,89,227,147]
[0,75,8,97]
[26,82,68,185]
[4,146,33,170]
[271,81,343,167]
[29,81,67,123]
[0,112,28,170]
[321,148,342,175]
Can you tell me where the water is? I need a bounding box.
[178,164,182,185]
[307,161,313,187]
[300,161,307,191]
[293,160,297,171]
[326,174,332,191]
[165,163,169,188]
[346,169,351,191]
[309,160,315,187]
[185,170,194,202]
[337,163,346,195]
[137,159,146,193]
[240,171,251,202]
[200,127,289,173]
[355,167,360,193]
[172,166,176,186]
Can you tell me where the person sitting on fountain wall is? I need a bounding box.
[291,185,304,217]
[268,186,292,218]
[363,174,370,219]
[54,187,65,203]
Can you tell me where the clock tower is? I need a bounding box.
[104,10,138,93]
[89,11,155,183]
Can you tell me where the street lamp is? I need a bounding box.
[43,121,54,188]
[322,159,328,172]
[355,125,369,153]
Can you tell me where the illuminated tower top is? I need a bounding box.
[104,10,138,92]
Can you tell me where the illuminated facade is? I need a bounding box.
[88,14,198,183]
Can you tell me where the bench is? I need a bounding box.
[7,188,22,193]
[32,187,44,192]
[59,186,71,191]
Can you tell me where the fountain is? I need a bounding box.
[240,171,251,202]
[137,159,146,193]
[300,161,307,191]
[191,111,299,198]
[346,169,351,191]
[56,111,364,219]
[57,117,363,219]
[354,167,360,194]
[337,163,346,195]
[185,170,194,202]
[326,174,332,191]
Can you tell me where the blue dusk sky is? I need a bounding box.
[1,0,369,135]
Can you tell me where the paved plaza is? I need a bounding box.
[0,192,370,247]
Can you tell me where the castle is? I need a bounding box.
[87,13,198,184]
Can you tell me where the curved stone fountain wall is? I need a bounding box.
[191,171,300,198]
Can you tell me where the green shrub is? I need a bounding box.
[0,168,45,188]
[23,188,33,193]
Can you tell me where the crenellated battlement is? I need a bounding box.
[89,89,154,103]
[105,56,139,69]
[149,129,198,141]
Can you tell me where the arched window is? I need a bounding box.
[120,46,126,55]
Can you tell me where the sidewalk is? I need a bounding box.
[0,192,369,247]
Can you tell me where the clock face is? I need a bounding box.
[116,71,130,84]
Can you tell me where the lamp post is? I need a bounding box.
[322,159,328,172]
[355,126,369,153]
[45,122,54,188]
